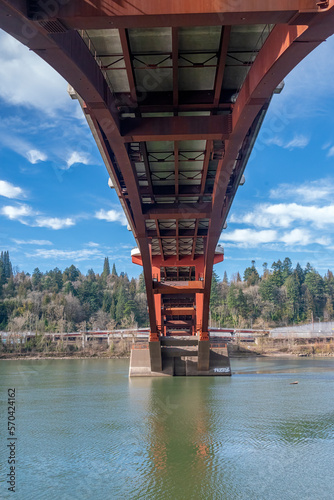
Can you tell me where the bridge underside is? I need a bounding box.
[1,1,334,375]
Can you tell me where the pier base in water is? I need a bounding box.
[129,337,231,377]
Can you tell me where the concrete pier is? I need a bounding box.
[129,336,231,377]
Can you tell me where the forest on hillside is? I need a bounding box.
[1,251,333,332]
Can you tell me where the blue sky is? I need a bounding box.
[1,30,334,280]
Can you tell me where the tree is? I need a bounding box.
[295,263,305,285]
[285,274,300,321]
[111,263,118,277]
[227,284,239,325]
[115,285,126,324]
[243,260,259,286]
[271,260,283,287]
[138,272,146,293]
[32,268,43,290]
[259,275,280,304]
[210,271,221,309]
[324,296,334,321]
[102,257,110,277]
[223,271,229,284]
[304,270,325,317]
[1,251,12,280]
[63,265,80,282]
[282,257,293,282]
[0,259,5,286]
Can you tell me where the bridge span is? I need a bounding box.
[1,1,334,375]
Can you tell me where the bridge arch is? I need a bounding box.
[1,0,333,374]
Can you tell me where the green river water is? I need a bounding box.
[0,357,334,499]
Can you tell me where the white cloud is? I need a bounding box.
[28,248,103,262]
[0,31,70,114]
[284,135,309,149]
[221,229,278,246]
[221,227,330,250]
[86,242,100,247]
[327,146,334,157]
[1,202,77,230]
[26,149,47,164]
[280,228,311,246]
[0,180,25,199]
[270,179,334,203]
[263,134,309,150]
[66,151,90,169]
[12,239,53,246]
[95,209,127,226]
[1,204,35,223]
[35,217,75,230]
[231,202,334,230]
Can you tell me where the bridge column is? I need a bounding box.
[194,259,210,370]
[149,264,162,370]
[152,264,162,338]
[198,339,210,371]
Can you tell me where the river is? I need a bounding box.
[0,357,333,499]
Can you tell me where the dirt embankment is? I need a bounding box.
[229,339,334,358]
[0,338,132,360]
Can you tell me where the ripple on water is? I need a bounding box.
[1,358,334,500]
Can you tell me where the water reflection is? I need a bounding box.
[128,377,231,498]
[0,359,333,500]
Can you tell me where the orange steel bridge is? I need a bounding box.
[1,1,334,374]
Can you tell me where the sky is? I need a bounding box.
[0,29,334,280]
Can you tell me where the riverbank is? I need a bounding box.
[1,338,334,360]
[229,340,334,358]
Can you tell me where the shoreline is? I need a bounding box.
[1,352,333,361]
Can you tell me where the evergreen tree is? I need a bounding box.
[243,260,260,286]
[138,272,146,293]
[102,257,110,277]
[32,268,43,291]
[271,260,284,287]
[210,271,221,309]
[115,285,126,324]
[1,251,12,279]
[63,265,80,282]
[236,288,248,318]
[111,263,118,277]
[0,259,5,285]
[259,275,280,304]
[285,274,301,320]
[87,269,96,280]
[282,257,293,282]
[262,262,269,279]
[304,270,325,317]
[110,297,116,321]
[295,263,305,284]
[324,296,334,321]
[223,271,229,284]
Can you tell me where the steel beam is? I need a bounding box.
[23,1,325,30]
[121,115,231,142]
[174,142,179,198]
[213,26,231,107]
[172,27,179,109]
[119,28,137,103]
[143,202,212,219]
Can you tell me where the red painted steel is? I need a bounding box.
[0,1,333,348]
